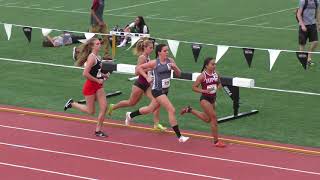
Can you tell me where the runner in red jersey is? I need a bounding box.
[64,38,110,138]
[180,57,226,147]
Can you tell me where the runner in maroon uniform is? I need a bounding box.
[180,57,225,147]
[107,39,166,131]
[64,38,109,137]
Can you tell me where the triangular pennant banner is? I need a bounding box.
[78,39,88,44]
[268,49,281,71]
[85,32,95,40]
[242,48,255,68]
[4,23,12,40]
[296,52,308,70]
[215,45,229,63]
[23,27,32,43]
[42,28,52,36]
[131,36,140,46]
[126,36,140,50]
[191,43,202,62]
[167,39,180,58]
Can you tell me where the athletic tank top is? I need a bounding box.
[89,53,103,79]
[152,58,171,91]
[201,71,219,97]
[137,55,151,85]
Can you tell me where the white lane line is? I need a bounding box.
[256,22,269,26]
[174,16,187,19]
[0,57,319,96]
[146,13,161,18]
[51,6,64,9]
[198,17,216,22]
[106,0,169,12]
[227,7,296,23]
[72,8,85,12]
[26,4,40,8]
[252,87,320,96]
[0,4,296,31]
[0,162,98,180]
[0,124,319,176]
[284,24,297,28]
[3,2,19,6]
[121,11,136,15]
[0,141,231,180]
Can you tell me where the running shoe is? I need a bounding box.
[214,140,226,148]
[154,123,167,131]
[178,136,190,143]
[64,98,73,111]
[107,104,114,116]
[180,105,192,115]
[125,112,132,126]
[95,131,108,137]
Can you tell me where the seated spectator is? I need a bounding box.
[42,32,85,47]
[117,16,149,47]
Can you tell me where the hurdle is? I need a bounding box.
[102,62,259,123]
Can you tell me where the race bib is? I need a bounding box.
[96,69,103,79]
[207,84,217,94]
[162,78,170,88]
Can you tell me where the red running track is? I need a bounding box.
[0,108,319,180]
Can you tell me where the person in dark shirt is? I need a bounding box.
[73,0,112,60]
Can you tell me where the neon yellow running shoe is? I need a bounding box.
[107,104,114,116]
[154,123,167,131]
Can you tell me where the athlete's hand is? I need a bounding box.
[301,25,307,32]
[202,89,213,94]
[146,75,153,83]
[171,63,177,69]
[102,72,110,80]
[99,22,106,28]
[97,79,104,84]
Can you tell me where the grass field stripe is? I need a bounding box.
[0,142,231,180]
[227,7,296,23]
[0,124,319,176]
[0,4,296,31]
[0,162,98,180]
[105,0,169,12]
[1,107,319,156]
[1,57,319,96]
